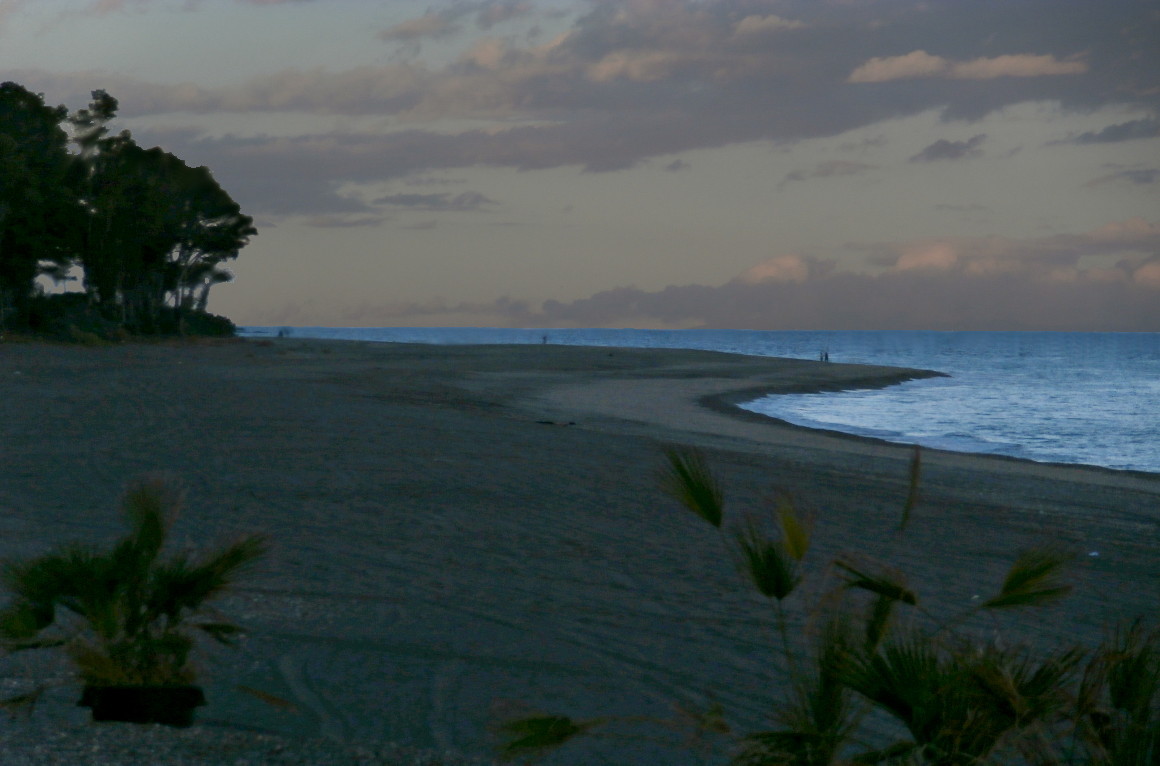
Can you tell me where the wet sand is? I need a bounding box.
[1,338,1156,764]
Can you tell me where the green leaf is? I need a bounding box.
[835,559,917,606]
[865,594,896,652]
[0,600,54,641]
[774,493,811,562]
[660,447,724,528]
[495,715,598,760]
[1103,618,1160,720]
[194,621,246,645]
[734,516,800,601]
[982,548,1074,610]
[899,445,921,532]
[119,477,179,566]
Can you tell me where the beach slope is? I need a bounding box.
[0,339,1156,764]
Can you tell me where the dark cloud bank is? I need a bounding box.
[286,267,1160,332]
[16,0,1159,218]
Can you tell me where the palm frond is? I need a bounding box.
[660,447,724,528]
[1105,618,1160,722]
[0,599,55,643]
[968,644,1083,727]
[775,492,811,562]
[0,685,46,718]
[865,594,897,652]
[833,633,946,742]
[236,684,299,712]
[2,544,99,608]
[756,615,860,764]
[194,621,246,646]
[734,515,800,601]
[982,548,1074,610]
[147,535,266,620]
[494,714,600,761]
[835,558,918,606]
[732,730,840,766]
[899,445,922,532]
[119,477,180,566]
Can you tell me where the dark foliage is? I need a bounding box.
[0,81,253,338]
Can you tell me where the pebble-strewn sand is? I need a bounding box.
[1,338,1156,764]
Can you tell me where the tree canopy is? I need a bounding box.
[0,82,254,337]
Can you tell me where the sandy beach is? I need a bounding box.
[0,338,1157,764]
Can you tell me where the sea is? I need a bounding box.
[239,327,1160,475]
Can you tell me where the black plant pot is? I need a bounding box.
[78,685,206,727]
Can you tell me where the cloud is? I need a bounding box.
[664,159,689,172]
[1084,168,1160,187]
[306,219,1160,331]
[372,191,498,211]
[909,134,986,162]
[849,51,1087,83]
[474,2,533,30]
[733,14,805,36]
[848,50,950,83]
[1070,117,1160,144]
[517,221,1160,331]
[782,159,876,184]
[950,54,1088,79]
[302,214,386,228]
[523,269,1160,331]
[378,13,458,42]
[893,242,959,271]
[13,0,1154,219]
[377,2,533,42]
[1134,259,1160,286]
[935,203,990,213]
[737,254,823,284]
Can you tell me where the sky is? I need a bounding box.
[3,0,1159,331]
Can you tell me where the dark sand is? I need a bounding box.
[0,339,1156,764]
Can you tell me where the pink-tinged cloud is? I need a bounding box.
[857,219,1160,275]
[894,243,958,271]
[847,50,949,83]
[733,14,805,35]
[378,13,457,42]
[950,54,1088,80]
[586,50,686,83]
[291,219,1160,331]
[849,51,1087,83]
[1134,260,1160,286]
[738,254,816,284]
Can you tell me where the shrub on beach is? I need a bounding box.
[498,446,1159,765]
[14,292,236,342]
[0,478,266,724]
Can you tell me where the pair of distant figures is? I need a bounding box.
[819,350,830,362]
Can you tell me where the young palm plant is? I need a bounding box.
[1072,619,1160,764]
[497,445,1155,765]
[0,477,266,724]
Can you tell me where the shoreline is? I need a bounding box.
[1,338,1157,764]
[705,387,1160,485]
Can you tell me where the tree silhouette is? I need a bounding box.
[0,82,254,335]
[68,90,255,333]
[0,83,81,328]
